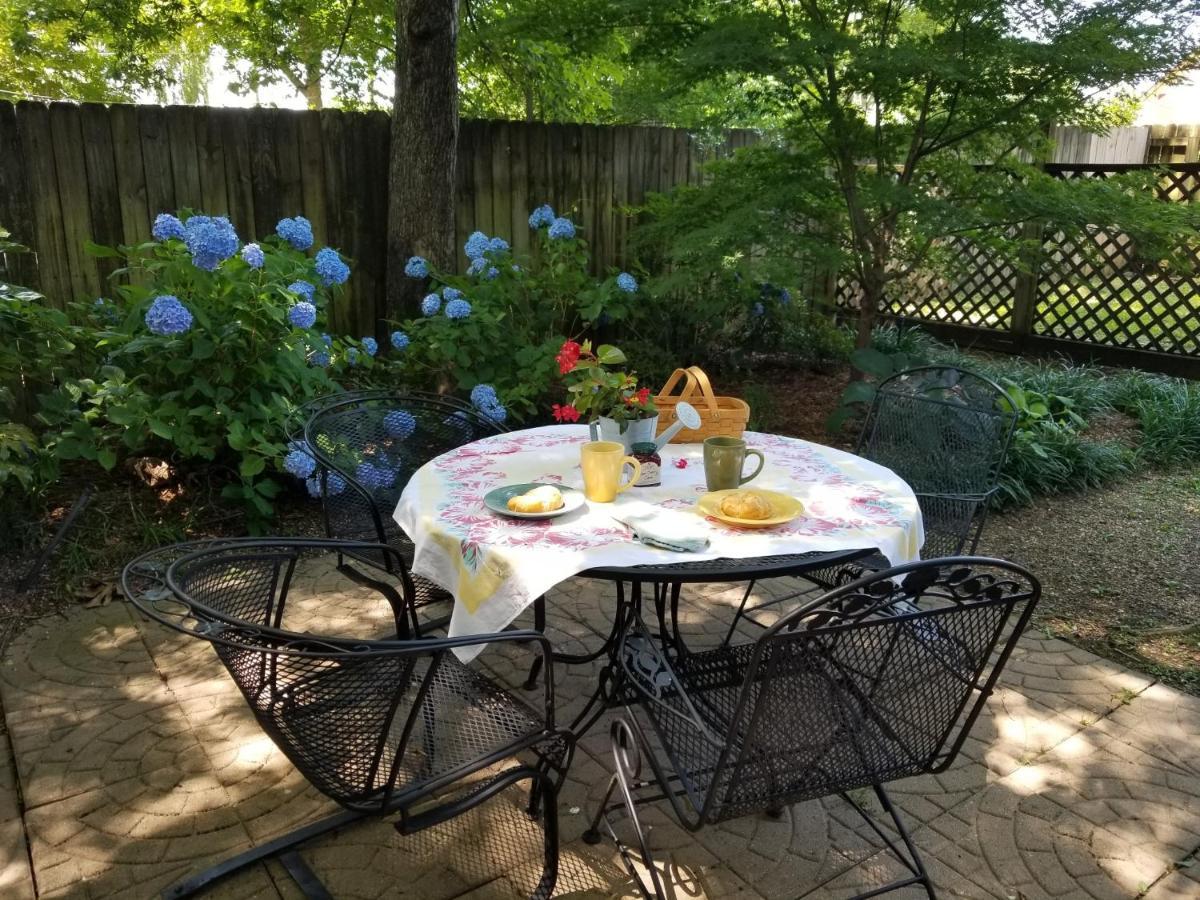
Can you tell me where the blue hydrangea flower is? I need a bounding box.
[464,231,490,260]
[404,256,428,278]
[779,288,791,305]
[442,287,463,302]
[321,333,333,346]
[288,281,315,300]
[752,301,765,317]
[484,267,499,280]
[276,216,314,251]
[288,302,317,329]
[390,330,410,351]
[616,272,638,293]
[307,471,346,497]
[444,298,472,319]
[384,410,416,439]
[467,258,486,276]
[346,347,360,366]
[511,264,521,273]
[355,461,395,491]
[241,243,265,269]
[184,215,239,271]
[305,476,323,498]
[487,236,509,254]
[362,337,378,357]
[528,204,555,229]
[470,384,498,408]
[420,293,441,316]
[547,217,576,240]
[478,400,507,424]
[145,295,193,336]
[284,447,317,479]
[310,350,331,368]
[314,247,350,286]
[152,213,185,242]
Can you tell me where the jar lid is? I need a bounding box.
[631,442,658,454]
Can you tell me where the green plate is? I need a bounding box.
[483,483,585,519]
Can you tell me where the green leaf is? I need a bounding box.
[239,455,266,478]
[841,380,877,405]
[597,344,626,365]
[850,348,894,380]
[84,241,122,259]
[97,448,117,470]
[149,419,173,440]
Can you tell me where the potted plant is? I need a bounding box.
[552,340,658,449]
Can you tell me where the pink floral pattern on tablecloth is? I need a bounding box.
[394,425,923,660]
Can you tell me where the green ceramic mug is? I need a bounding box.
[703,436,766,491]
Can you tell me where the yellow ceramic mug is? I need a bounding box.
[581,441,642,502]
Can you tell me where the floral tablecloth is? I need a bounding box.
[394,424,924,659]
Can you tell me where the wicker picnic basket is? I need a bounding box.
[654,366,750,444]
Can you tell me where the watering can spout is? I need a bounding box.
[653,401,702,451]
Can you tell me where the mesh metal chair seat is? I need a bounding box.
[122,539,571,899]
[302,391,505,612]
[726,366,1017,639]
[587,557,1040,899]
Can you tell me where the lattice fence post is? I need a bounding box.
[1010,218,1045,351]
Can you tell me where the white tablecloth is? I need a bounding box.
[394,425,924,659]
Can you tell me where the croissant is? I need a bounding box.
[720,491,773,520]
[507,485,565,513]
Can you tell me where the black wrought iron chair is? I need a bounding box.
[301,391,505,612]
[724,366,1017,640]
[586,557,1039,899]
[122,538,572,899]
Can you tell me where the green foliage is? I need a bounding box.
[1111,374,1200,465]
[617,0,1200,346]
[557,340,655,426]
[997,423,1130,508]
[387,221,641,421]
[0,227,72,497]
[33,213,371,526]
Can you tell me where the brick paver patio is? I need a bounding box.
[2,566,1198,899]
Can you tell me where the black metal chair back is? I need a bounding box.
[125,539,558,810]
[624,558,1038,826]
[303,391,504,573]
[858,366,1015,557]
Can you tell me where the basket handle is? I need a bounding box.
[684,366,721,415]
[657,367,698,402]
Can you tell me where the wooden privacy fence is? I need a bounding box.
[836,163,1200,378]
[0,100,756,334]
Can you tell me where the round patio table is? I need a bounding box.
[393,424,924,649]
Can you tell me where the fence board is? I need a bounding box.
[220,108,255,237]
[0,102,37,287]
[78,103,123,285]
[138,105,176,225]
[249,108,281,238]
[166,106,202,211]
[109,105,150,248]
[49,103,100,301]
[18,103,70,305]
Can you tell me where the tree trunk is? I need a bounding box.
[303,67,323,110]
[386,0,459,323]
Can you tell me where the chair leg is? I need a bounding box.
[837,784,938,900]
[161,808,365,899]
[720,580,758,647]
[523,595,548,690]
[583,719,668,899]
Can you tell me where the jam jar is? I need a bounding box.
[630,442,662,487]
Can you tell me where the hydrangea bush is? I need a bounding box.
[389,205,642,420]
[39,211,376,523]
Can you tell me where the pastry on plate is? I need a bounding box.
[507,485,565,513]
[719,490,773,520]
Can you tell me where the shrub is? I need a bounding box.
[37,212,375,524]
[386,209,641,420]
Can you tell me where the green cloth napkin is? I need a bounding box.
[612,504,711,553]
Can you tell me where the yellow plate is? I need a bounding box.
[695,489,804,529]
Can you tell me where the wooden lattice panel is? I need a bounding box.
[836,236,1016,330]
[1033,166,1200,356]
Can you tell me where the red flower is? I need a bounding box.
[674,458,688,469]
[555,340,581,375]
[552,403,581,423]
[635,387,651,405]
